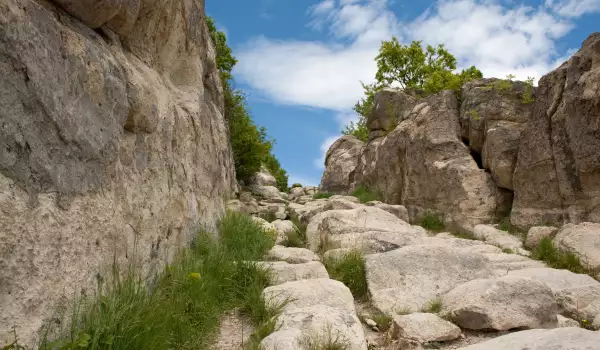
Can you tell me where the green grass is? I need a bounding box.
[281,217,308,248]
[350,186,383,204]
[502,248,514,254]
[323,250,368,300]
[258,211,278,223]
[38,211,277,350]
[530,237,593,275]
[299,325,351,350]
[291,183,303,188]
[451,231,478,240]
[370,313,393,332]
[420,298,443,313]
[418,213,445,232]
[313,192,334,200]
[497,217,520,233]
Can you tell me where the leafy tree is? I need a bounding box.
[207,17,288,189]
[345,38,482,141]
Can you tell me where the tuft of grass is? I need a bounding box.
[502,248,514,254]
[530,237,593,275]
[324,250,368,300]
[281,217,308,248]
[418,213,445,232]
[497,217,520,234]
[39,211,276,350]
[258,211,278,223]
[313,192,334,200]
[350,186,383,204]
[371,313,393,332]
[421,298,443,314]
[394,306,412,315]
[300,324,351,350]
[451,231,478,240]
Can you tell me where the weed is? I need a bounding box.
[418,213,445,232]
[394,306,412,315]
[502,248,514,254]
[468,109,481,121]
[313,192,334,200]
[521,76,535,104]
[451,231,478,240]
[370,313,393,332]
[421,298,443,313]
[300,324,351,350]
[281,217,307,248]
[324,250,368,300]
[530,238,594,275]
[497,217,519,234]
[39,211,276,350]
[350,186,383,204]
[258,211,278,223]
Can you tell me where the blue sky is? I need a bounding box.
[206,0,600,186]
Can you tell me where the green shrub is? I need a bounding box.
[418,213,445,232]
[324,250,368,300]
[39,212,276,350]
[313,192,334,200]
[291,183,303,188]
[497,217,519,233]
[350,186,383,203]
[208,17,288,190]
[451,231,477,240]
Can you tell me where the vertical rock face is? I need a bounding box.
[352,90,509,229]
[0,0,235,343]
[319,135,363,194]
[512,33,600,228]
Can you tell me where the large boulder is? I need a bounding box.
[512,33,600,228]
[456,327,600,350]
[473,224,525,253]
[509,267,600,321]
[365,245,495,314]
[525,226,559,249]
[367,87,420,139]
[352,90,510,231]
[0,0,236,343]
[288,199,331,224]
[265,245,320,264]
[460,78,533,190]
[306,206,421,252]
[257,261,329,285]
[319,135,364,194]
[390,313,461,343]
[554,222,600,270]
[250,166,277,187]
[442,275,558,331]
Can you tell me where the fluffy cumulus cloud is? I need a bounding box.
[234,0,598,169]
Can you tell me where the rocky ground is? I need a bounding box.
[217,170,600,349]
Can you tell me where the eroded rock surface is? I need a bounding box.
[0,0,235,342]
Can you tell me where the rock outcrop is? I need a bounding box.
[321,33,600,231]
[512,33,600,228]
[319,135,363,194]
[0,0,235,343]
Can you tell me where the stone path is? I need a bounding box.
[222,185,600,349]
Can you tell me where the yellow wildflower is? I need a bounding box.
[188,272,201,280]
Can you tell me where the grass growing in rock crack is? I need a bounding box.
[418,213,445,232]
[350,186,383,204]
[38,211,276,350]
[497,217,520,234]
[258,211,278,223]
[421,298,443,313]
[313,192,334,200]
[281,216,308,248]
[323,250,368,300]
[530,237,598,276]
[370,313,393,332]
[450,231,478,240]
[300,324,351,350]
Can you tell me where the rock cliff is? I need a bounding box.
[0,0,235,343]
[321,32,600,231]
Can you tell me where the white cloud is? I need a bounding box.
[235,0,583,111]
[314,135,340,170]
[546,0,600,17]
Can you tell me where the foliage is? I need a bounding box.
[350,186,383,204]
[344,39,482,138]
[485,74,536,105]
[207,17,288,189]
[451,231,478,240]
[291,183,303,188]
[299,324,351,350]
[468,109,481,121]
[522,76,535,104]
[418,213,445,232]
[324,250,368,300]
[39,212,276,350]
[497,217,519,234]
[313,192,334,200]
[420,298,443,313]
[530,238,593,275]
[281,217,308,248]
[370,313,393,332]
